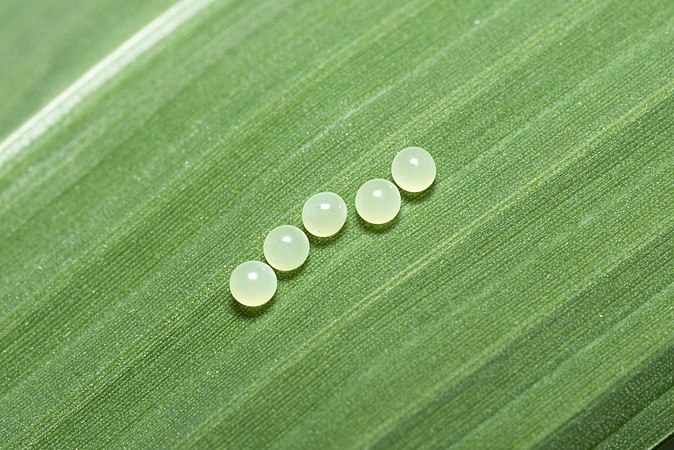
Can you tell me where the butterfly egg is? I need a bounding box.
[391,147,436,192]
[230,260,277,307]
[264,225,310,271]
[302,192,347,238]
[355,178,401,225]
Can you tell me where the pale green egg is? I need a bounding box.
[229,260,277,307]
[391,147,436,192]
[264,225,310,271]
[355,178,401,224]
[302,192,347,237]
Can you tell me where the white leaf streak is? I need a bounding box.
[0,0,215,169]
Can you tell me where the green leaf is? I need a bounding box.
[1,0,672,447]
[0,0,176,139]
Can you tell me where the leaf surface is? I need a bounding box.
[0,0,673,448]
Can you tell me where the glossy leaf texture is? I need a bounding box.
[0,0,673,448]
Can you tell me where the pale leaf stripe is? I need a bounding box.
[0,0,215,170]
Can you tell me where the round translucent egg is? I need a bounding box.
[302,192,347,237]
[229,260,277,307]
[263,225,310,271]
[355,178,401,224]
[391,147,436,192]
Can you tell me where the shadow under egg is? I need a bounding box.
[306,222,348,247]
[400,181,436,204]
[357,213,400,234]
[230,293,275,319]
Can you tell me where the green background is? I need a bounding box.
[0,0,673,448]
